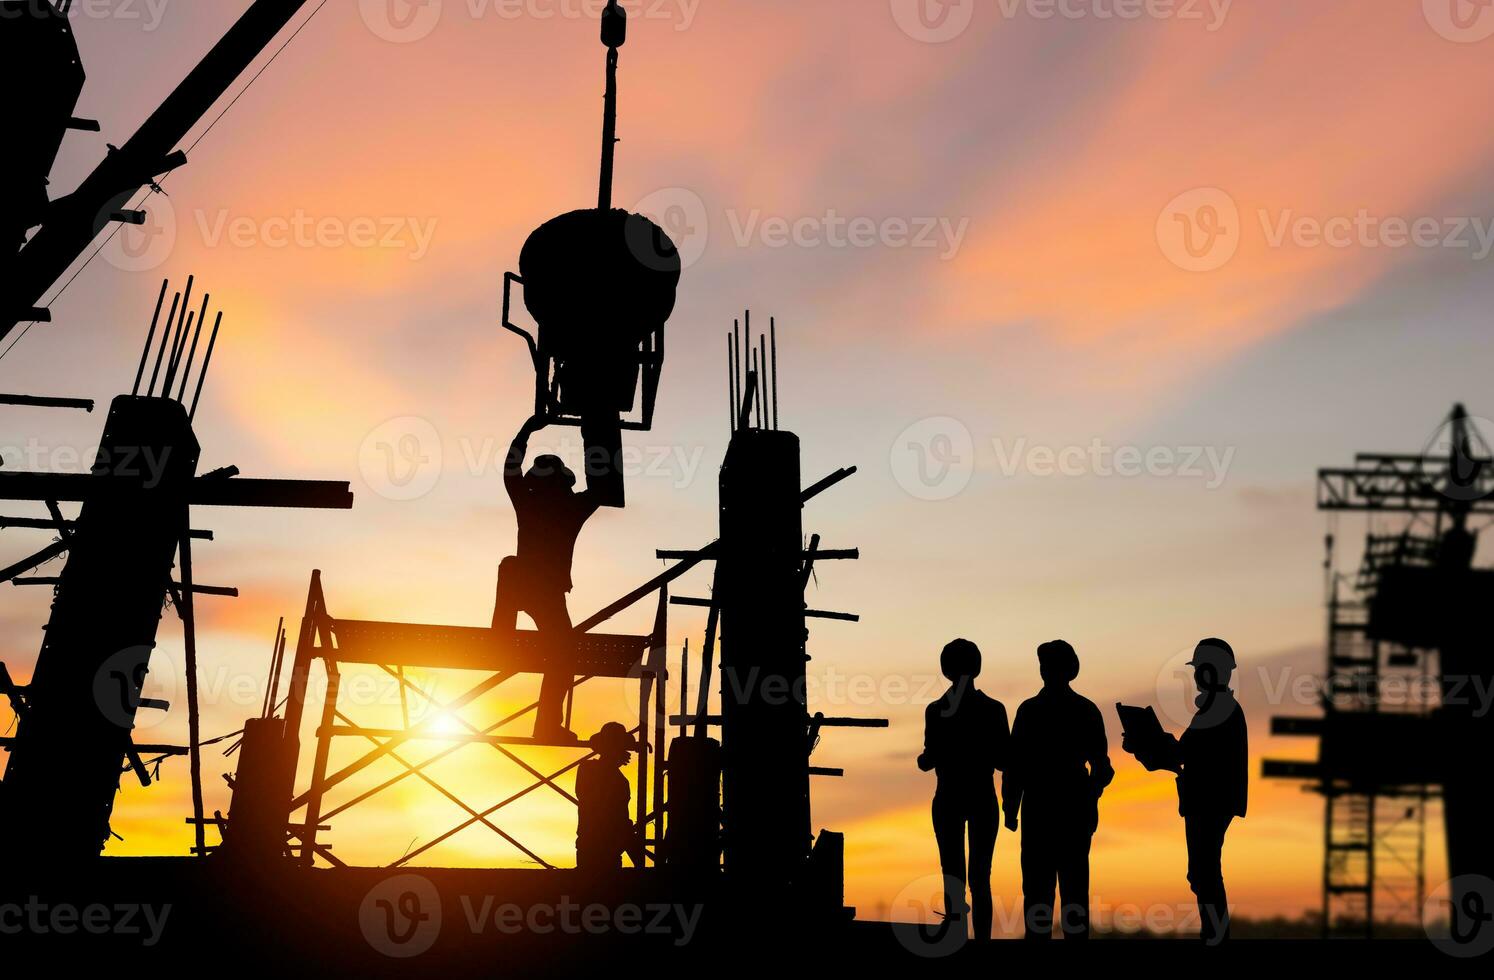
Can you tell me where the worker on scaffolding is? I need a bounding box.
[1124,638,1248,945]
[917,638,1010,941]
[576,722,644,872]
[493,413,607,743]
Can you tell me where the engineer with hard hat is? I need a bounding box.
[1123,638,1248,945]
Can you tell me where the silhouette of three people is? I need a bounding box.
[1125,637,1248,944]
[492,413,607,743]
[918,639,1009,941]
[1004,639,1113,939]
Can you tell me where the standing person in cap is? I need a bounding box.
[1124,638,1248,944]
[917,638,1010,941]
[575,722,643,872]
[493,413,608,743]
[1003,640,1113,940]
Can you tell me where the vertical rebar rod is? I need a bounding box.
[262,616,285,719]
[726,333,736,432]
[163,311,195,399]
[271,624,287,718]
[132,280,169,396]
[751,350,761,428]
[743,309,751,406]
[168,291,209,394]
[770,317,779,430]
[732,325,741,431]
[171,276,195,385]
[189,311,223,421]
[148,291,181,396]
[159,275,193,395]
[176,301,209,402]
[758,334,768,430]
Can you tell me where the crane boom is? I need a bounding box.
[1,0,311,341]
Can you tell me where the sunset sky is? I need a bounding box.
[4,0,1493,934]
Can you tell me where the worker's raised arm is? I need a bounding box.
[577,415,625,511]
[505,414,546,503]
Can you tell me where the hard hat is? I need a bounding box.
[527,454,576,490]
[589,722,636,754]
[1186,638,1236,671]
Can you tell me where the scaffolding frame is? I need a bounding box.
[1317,582,1436,936]
[270,571,671,870]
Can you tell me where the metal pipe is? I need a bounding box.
[0,394,94,412]
[597,1,626,210]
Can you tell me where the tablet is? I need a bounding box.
[1115,702,1166,745]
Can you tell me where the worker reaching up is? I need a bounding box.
[492,413,608,742]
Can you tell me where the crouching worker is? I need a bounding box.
[918,638,1011,941]
[576,722,644,873]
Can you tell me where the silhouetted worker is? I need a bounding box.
[575,722,643,871]
[1125,638,1248,945]
[917,638,1010,940]
[1003,640,1113,939]
[492,413,605,742]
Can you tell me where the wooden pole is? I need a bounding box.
[178,530,206,857]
